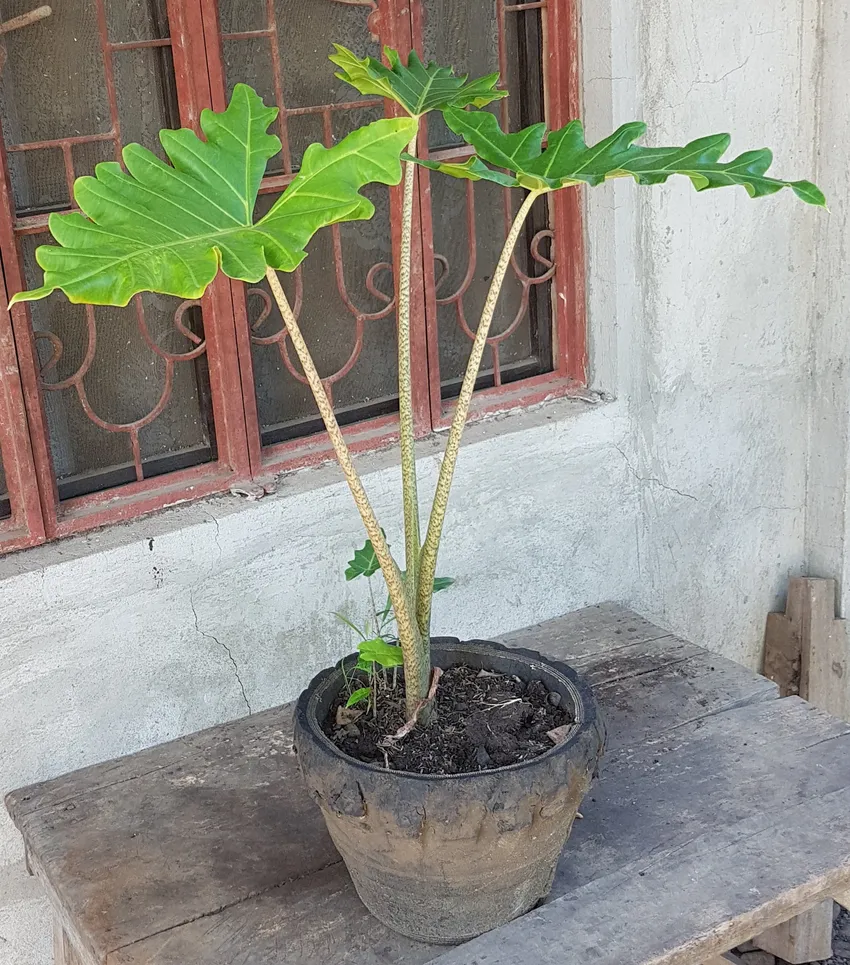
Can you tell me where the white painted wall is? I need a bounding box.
[0,2,843,962]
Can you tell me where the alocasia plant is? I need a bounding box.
[11,51,825,724]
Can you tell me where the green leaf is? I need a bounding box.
[405,154,519,188]
[330,45,507,116]
[346,687,371,708]
[442,113,546,174]
[432,576,455,593]
[10,86,417,307]
[345,539,381,581]
[255,118,417,269]
[332,611,369,640]
[431,108,825,205]
[358,637,405,669]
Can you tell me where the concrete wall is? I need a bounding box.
[0,1,841,962]
[804,0,850,614]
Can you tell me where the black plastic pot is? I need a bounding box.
[294,637,605,944]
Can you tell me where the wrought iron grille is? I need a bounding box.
[0,0,584,553]
[2,0,217,497]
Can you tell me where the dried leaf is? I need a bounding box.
[547,724,575,746]
[336,704,364,727]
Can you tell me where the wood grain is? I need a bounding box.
[111,697,850,964]
[429,784,850,965]
[7,706,336,962]
[758,577,850,960]
[112,697,850,965]
[8,604,849,965]
[752,899,834,963]
[53,920,84,965]
[798,578,850,721]
[763,577,849,716]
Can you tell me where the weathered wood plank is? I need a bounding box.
[427,785,850,965]
[6,614,778,963]
[585,643,776,754]
[758,577,850,961]
[701,955,742,965]
[501,603,671,660]
[54,919,85,965]
[799,578,850,720]
[8,706,339,964]
[835,887,850,910]
[763,577,850,717]
[552,696,850,897]
[108,863,437,965]
[763,578,805,696]
[752,899,834,963]
[4,706,291,818]
[109,697,850,965]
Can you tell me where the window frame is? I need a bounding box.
[0,0,586,554]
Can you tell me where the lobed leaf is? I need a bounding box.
[406,154,520,188]
[256,119,417,268]
[421,108,826,205]
[345,538,382,581]
[11,86,417,307]
[330,45,506,116]
[358,638,405,669]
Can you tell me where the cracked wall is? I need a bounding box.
[0,1,839,962]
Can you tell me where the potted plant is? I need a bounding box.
[12,48,823,945]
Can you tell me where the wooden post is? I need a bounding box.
[752,899,834,964]
[759,577,850,963]
[702,955,743,965]
[763,577,850,716]
[799,580,850,719]
[53,920,82,965]
[835,887,850,911]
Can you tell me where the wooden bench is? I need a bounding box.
[7,604,850,965]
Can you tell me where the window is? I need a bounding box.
[0,0,585,553]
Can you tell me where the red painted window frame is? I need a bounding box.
[0,0,585,554]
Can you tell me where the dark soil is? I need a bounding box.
[323,664,575,775]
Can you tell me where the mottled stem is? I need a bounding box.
[416,189,542,636]
[397,139,422,608]
[265,267,428,714]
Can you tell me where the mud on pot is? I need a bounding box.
[295,638,605,944]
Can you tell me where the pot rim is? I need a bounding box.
[295,637,603,782]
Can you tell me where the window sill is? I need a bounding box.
[0,386,610,580]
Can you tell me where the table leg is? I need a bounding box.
[752,900,834,964]
[53,919,82,965]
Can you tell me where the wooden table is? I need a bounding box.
[7,604,850,965]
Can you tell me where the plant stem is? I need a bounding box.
[397,139,422,603]
[264,266,429,715]
[416,189,543,636]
